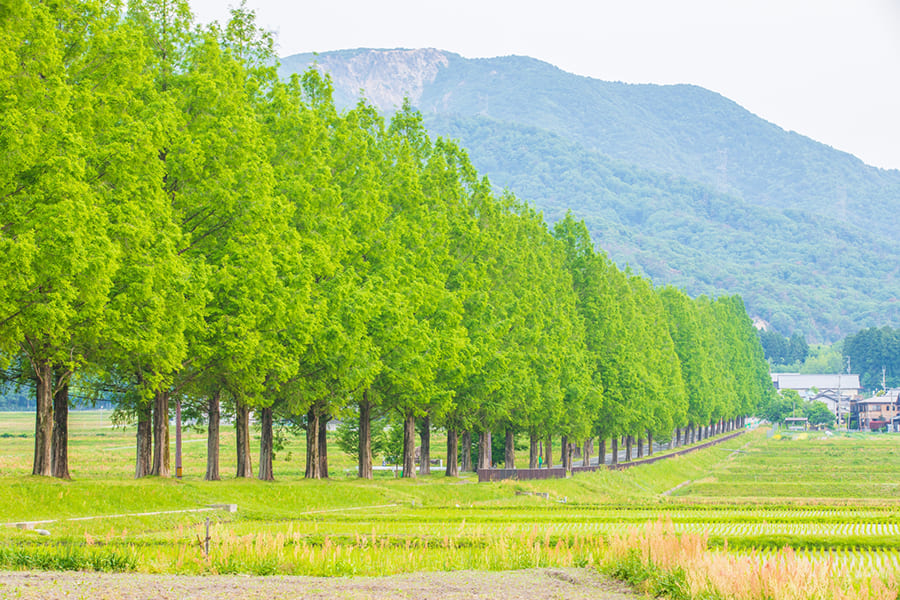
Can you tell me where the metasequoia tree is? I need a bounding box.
[0,0,117,477]
[3,1,779,482]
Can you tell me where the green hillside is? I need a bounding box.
[279,49,900,341]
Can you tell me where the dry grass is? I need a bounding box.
[605,519,898,600]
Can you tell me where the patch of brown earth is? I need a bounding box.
[0,568,639,599]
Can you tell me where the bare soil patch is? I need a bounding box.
[0,568,638,599]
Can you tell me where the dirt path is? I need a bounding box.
[0,568,639,599]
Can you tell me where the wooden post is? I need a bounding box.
[175,396,182,479]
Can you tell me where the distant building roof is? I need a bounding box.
[857,391,900,404]
[856,397,892,405]
[771,373,861,391]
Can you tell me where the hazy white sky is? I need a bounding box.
[190,0,900,171]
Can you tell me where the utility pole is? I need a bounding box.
[846,357,851,430]
[837,373,842,429]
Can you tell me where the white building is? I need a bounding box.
[771,373,861,420]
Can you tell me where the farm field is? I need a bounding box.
[1,413,900,598]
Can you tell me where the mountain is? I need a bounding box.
[278,49,900,342]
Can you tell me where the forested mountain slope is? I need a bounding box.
[279,49,900,341]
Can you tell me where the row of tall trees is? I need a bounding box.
[1,0,775,481]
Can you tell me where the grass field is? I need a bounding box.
[2,413,899,598]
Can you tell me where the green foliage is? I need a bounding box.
[335,417,389,462]
[843,326,900,389]
[281,50,900,343]
[0,545,137,572]
[3,3,772,483]
[605,551,691,600]
[758,330,809,367]
[760,390,802,423]
[798,344,844,374]
[804,401,836,427]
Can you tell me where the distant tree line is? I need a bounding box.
[842,326,900,390]
[757,330,809,368]
[1,0,775,480]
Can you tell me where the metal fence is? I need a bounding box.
[477,467,568,482]
[477,429,747,481]
[572,430,746,473]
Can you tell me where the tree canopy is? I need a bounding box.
[2,0,774,480]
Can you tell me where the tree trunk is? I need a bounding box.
[544,435,553,468]
[419,415,431,475]
[477,430,492,470]
[582,438,591,467]
[402,412,416,478]
[504,428,515,468]
[304,405,320,479]
[319,413,329,478]
[358,395,373,479]
[205,390,220,481]
[625,435,633,462]
[611,437,618,465]
[51,377,70,479]
[477,431,485,469]
[134,399,152,478]
[258,406,274,481]
[235,400,252,478]
[445,428,458,476]
[637,436,644,458]
[529,432,539,468]
[151,390,169,477]
[32,360,53,477]
[560,434,568,468]
[460,431,472,472]
[599,438,606,465]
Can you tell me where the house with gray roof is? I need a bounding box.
[771,373,861,421]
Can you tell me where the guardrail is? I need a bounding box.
[477,467,567,482]
[572,429,746,473]
[477,429,746,482]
